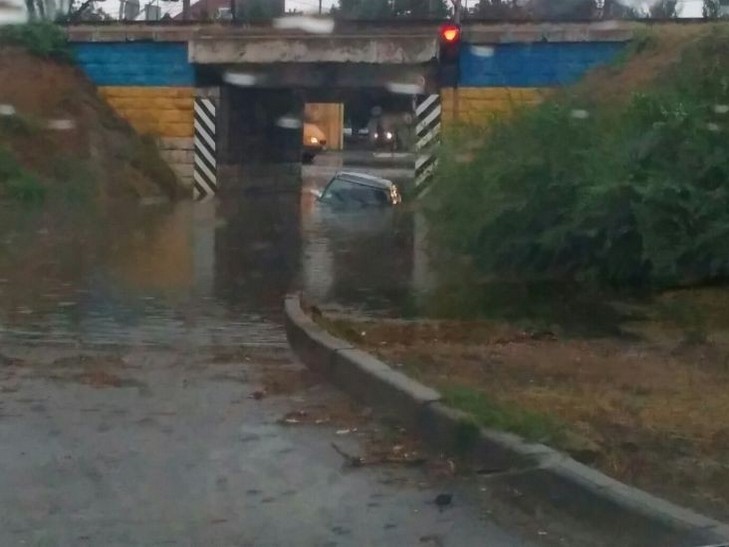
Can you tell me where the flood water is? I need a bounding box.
[0,171,643,547]
[0,171,429,349]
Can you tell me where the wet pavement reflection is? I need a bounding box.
[0,171,427,347]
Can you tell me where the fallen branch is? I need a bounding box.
[331,442,364,467]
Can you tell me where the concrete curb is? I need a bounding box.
[284,293,729,545]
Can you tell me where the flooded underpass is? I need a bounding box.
[0,164,612,546]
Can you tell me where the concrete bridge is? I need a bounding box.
[66,22,634,198]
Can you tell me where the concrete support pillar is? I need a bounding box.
[193,87,220,200]
[218,86,304,193]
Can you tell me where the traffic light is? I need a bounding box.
[438,23,461,87]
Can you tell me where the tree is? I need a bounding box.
[601,0,643,18]
[235,0,283,20]
[471,0,524,19]
[334,0,393,19]
[703,0,721,17]
[647,0,679,18]
[526,0,597,20]
[393,0,449,18]
[24,0,111,21]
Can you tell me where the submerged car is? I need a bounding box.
[318,171,401,207]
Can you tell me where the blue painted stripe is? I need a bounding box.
[459,42,626,87]
[72,42,194,86]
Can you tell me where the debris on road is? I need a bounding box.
[278,410,308,425]
[250,389,267,400]
[332,442,365,468]
[434,493,453,511]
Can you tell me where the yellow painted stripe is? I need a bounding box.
[99,86,194,138]
[99,86,195,99]
[441,87,550,126]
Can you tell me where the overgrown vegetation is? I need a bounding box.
[428,27,729,290]
[329,310,729,518]
[0,41,183,203]
[442,385,566,444]
[0,22,70,61]
[129,135,182,200]
[0,147,46,203]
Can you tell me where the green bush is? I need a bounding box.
[427,30,729,289]
[49,155,94,203]
[0,147,22,180]
[4,172,46,203]
[0,22,71,61]
[0,113,42,136]
[0,147,46,203]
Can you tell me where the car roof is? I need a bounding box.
[332,171,394,190]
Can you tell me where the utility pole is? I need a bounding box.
[450,0,462,23]
[319,0,322,14]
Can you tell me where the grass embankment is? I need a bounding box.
[0,23,181,204]
[320,25,729,520]
[322,294,729,521]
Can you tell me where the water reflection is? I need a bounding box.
[0,177,425,347]
[299,189,416,310]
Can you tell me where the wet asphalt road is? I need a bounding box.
[0,164,615,546]
[0,344,537,546]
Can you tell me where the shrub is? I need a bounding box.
[427,30,729,289]
[0,112,43,136]
[3,172,46,203]
[0,147,46,203]
[0,146,22,180]
[0,22,71,61]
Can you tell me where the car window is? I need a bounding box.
[321,177,389,207]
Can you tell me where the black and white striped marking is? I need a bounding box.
[414,94,441,191]
[193,97,217,201]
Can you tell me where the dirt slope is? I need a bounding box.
[571,24,720,104]
[0,48,181,201]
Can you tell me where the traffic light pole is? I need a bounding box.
[451,0,463,123]
[452,18,460,124]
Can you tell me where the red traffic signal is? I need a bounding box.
[439,23,461,44]
[438,22,461,86]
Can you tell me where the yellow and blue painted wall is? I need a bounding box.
[69,37,628,190]
[443,41,626,125]
[72,42,197,187]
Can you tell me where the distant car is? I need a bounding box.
[303,122,327,164]
[372,128,397,151]
[318,171,401,208]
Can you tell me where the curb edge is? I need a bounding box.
[284,293,729,543]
